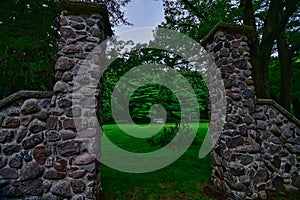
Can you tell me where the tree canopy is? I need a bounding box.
[0,0,299,119]
[103,48,209,123]
[0,0,57,98]
[161,0,300,117]
[0,0,132,98]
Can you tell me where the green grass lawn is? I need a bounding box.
[100,123,213,200]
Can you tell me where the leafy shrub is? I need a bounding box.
[147,123,195,147]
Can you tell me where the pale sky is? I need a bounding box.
[114,0,165,34]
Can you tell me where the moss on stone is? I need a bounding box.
[0,91,53,109]
[200,22,256,47]
[256,98,300,127]
[55,0,107,15]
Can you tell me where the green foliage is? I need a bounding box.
[292,55,300,99]
[162,0,300,114]
[147,124,179,147]
[162,0,243,41]
[103,48,209,124]
[0,0,58,98]
[147,122,196,147]
[268,58,281,101]
[129,84,161,123]
[0,0,132,98]
[268,53,300,117]
[269,53,300,105]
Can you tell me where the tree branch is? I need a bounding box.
[180,0,205,23]
[240,0,256,29]
[178,23,199,28]
[277,33,293,111]
[277,0,300,34]
[261,0,282,48]
[261,0,299,48]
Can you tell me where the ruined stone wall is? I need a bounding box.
[0,91,97,199]
[0,1,110,199]
[0,2,299,200]
[202,23,300,200]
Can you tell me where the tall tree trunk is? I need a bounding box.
[255,0,283,99]
[240,0,272,98]
[277,34,293,111]
[240,0,256,29]
[251,51,271,98]
[240,0,299,99]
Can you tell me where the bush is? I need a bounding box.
[147,123,195,147]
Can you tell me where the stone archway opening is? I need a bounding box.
[98,45,213,199]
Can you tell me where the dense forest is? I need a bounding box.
[0,0,299,121]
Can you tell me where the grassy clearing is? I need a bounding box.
[100,123,300,200]
[101,123,213,200]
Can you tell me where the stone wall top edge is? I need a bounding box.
[55,0,107,15]
[256,98,300,127]
[0,90,53,109]
[55,0,113,37]
[200,22,256,47]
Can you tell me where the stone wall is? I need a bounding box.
[0,1,111,199]
[202,23,300,200]
[0,2,299,200]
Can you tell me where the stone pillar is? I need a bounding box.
[203,23,300,200]
[201,23,259,199]
[51,1,111,199]
[0,1,111,199]
[201,23,300,200]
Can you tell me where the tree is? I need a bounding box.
[102,46,209,124]
[0,0,132,98]
[292,55,300,118]
[83,0,132,26]
[162,0,242,41]
[162,0,300,113]
[0,0,58,98]
[240,0,300,110]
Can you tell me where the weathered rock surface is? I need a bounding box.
[20,162,44,180]
[51,180,72,198]
[21,99,41,114]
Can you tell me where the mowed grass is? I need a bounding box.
[100,123,214,200]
